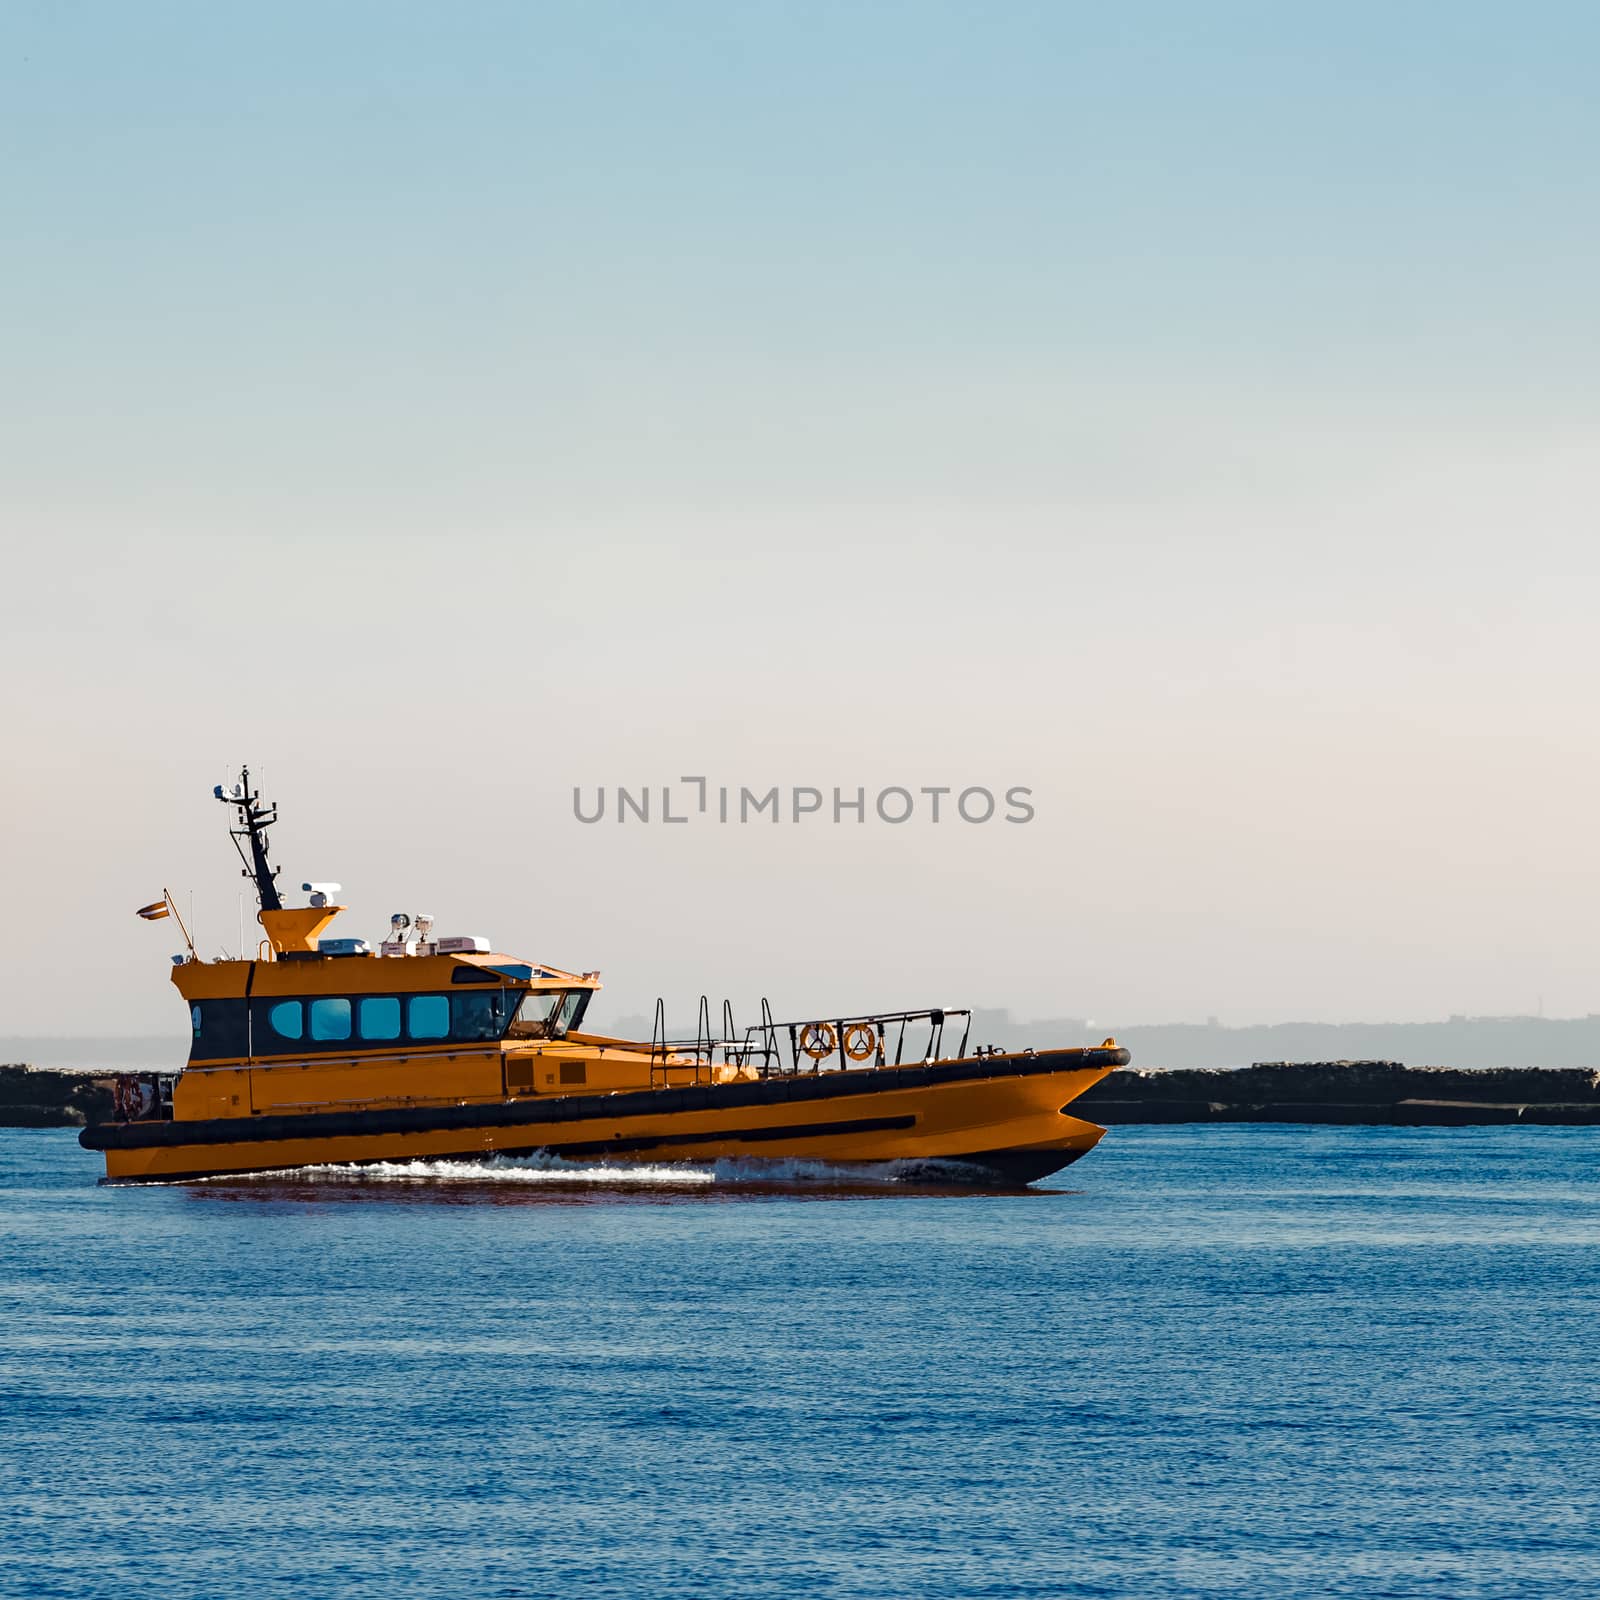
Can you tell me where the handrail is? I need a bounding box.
[650,1003,974,1081]
[695,994,711,1069]
[759,997,778,1072]
[649,997,668,1087]
[770,1007,970,1074]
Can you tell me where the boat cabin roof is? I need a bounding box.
[172,948,598,1002]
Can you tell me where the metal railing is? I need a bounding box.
[649,997,972,1087]
[111,1073,176,1123]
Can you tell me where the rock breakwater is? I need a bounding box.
[0,1066,116,1128]
[1078,1060,1600,1124]
[6,1059,1600,1131]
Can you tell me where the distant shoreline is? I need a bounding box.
[608,1012,1600,1072]
[9,1009,1600,1074]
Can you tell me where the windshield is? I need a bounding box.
[556,990,587,1034]
[508,990,566,1039]
[506,989,592,1040]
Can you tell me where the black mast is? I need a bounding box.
[216,766,282,913]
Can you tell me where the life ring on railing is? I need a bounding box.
[112,1076,139,1123]
[799,1022,836,1060]
[842,1023,878,1062]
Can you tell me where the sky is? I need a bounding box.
[2,1,1598,1039]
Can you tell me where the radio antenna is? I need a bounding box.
[214,765,283,913]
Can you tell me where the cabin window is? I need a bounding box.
[189,999,249,1062]
[509,990,563,1039]
[309,997,352,1041]
[409,994,450,1040]
[508,989,590,1040]
[450,988,516,1042]
[269,1001,304,1040]
[556,991,586,1035]
[359,996,401,1041]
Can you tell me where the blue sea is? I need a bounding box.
[3,1125,1599,1600]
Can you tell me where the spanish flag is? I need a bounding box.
[136,899,171,921]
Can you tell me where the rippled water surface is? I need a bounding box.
[4,1126,1599,1599]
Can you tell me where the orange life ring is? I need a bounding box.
[842,1023,877,1062]
[798,1022,836,1060]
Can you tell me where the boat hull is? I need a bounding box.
[81,1048,1126,1185]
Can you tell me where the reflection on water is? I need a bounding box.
[173,1152,1064,1207]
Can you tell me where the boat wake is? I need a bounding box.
[180,1150,1020,1194]
[305,1153,719,1186]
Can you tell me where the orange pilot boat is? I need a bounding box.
[83,771,1127,1185]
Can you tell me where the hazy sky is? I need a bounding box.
[3,2,1598,1039]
